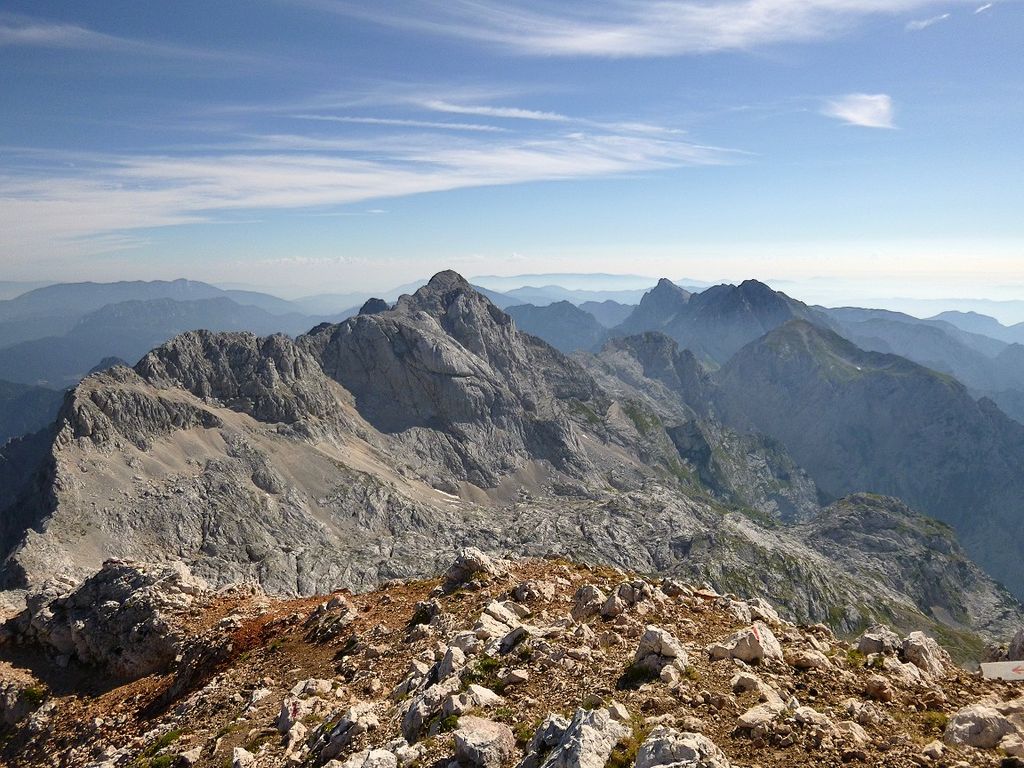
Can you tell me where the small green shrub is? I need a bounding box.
[21,685,47,707]
[607,721,650,768]
[438,714,460,733]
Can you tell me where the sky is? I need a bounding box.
[1,0,1022,300]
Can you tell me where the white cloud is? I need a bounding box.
[975,3,993,12]
[0,129,737,260]
[822,93,895,129]
[306,0,978,57]
[906,12,951,29]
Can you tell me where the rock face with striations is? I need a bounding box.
[302,271,604,487]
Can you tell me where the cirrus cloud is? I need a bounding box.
[822,93,895,129]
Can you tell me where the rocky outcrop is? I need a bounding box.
[582,332,820,522]
[5,560,209,678]
[135,330,341,426]
[614,279,830,364]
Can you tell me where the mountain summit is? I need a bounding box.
[615,279,832,363]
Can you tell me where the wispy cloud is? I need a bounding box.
[906,12,951,29]
[418,100,571,122]
[289,114,509,133]
[822,93,895,129]
[0,127,738,259]
[975,3,993,12]
[304,1,978,57]
[0,13,254,62]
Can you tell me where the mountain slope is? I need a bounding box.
[579,332,820,523]
[579,299,634,328]
[0,273,1018,649]
[505,301,608,353]
[4,554,1016,768]
[932,310,1024,345]
[716,319,1024,597]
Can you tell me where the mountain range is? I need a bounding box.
[2,271,1024,659]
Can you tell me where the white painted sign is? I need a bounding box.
[981,661,1024,681]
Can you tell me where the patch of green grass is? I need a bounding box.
[437,714,460,733]
[567,398,603,426]
[919,711,948,734]
[622,402,662,435]
[245,731,278,752]
[268,638,285,653]
[515,719,540,747]
[462,654,505,692]
[131,729,183,768]
[215,723,241,739]
[21,685,47,707]
[844,648,866,667]
[683,665,700,682]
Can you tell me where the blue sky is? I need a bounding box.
[1,0,1022,299]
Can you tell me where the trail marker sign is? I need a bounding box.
[980,661,1024,681]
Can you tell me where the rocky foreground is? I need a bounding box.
[2,552,1024,768]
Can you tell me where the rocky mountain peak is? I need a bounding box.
[644,278,691,307]
[615,278,691,335]
[396,270,477,314]
[358,298,390,315]
[301,273,604,485]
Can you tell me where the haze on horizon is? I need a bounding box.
[1,1,1022,304]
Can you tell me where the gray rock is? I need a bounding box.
[901,632,951,679]
[635,725,731,768]
[331,749,399,768]
[856,624,901,656]
[944,704,1017,748]
[707,623,782,665]
[442,685,504,717]
[571,585,606,621]
[454,716,516,768]
[525,708,629,768]
[322,702,380,761]
[445,548,508,588]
